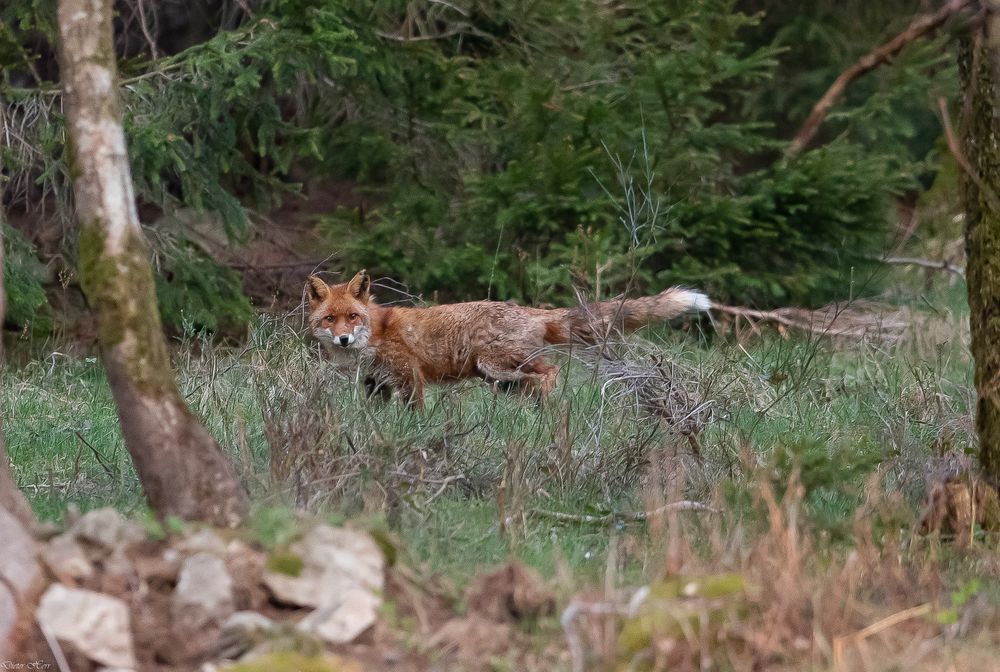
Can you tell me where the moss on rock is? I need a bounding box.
[226,652,362,672]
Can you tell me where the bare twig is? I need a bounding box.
[562,598,630,672]
[424,474,466,505]
[561,77,621,92]
[428,0,469,16]
[375,27,472,42]
[37,618,73,672]
[787,0,974,157]
[74,431,117,479]
[134,0,160,60]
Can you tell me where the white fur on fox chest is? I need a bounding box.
[320,338,375,373]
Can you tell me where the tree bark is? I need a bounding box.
[0,168,37,529]
[0,506,42,660]
[960,6,1000,485]
[57,0,248,526]
[0,164,41,660]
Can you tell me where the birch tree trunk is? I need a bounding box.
[960,6,1000,486]
[0,192,37,529]
[0,176,40,660]
[57,0,248,526]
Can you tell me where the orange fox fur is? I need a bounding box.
[306,270,711,408]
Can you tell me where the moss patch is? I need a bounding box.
[225,652,362,672]
[266,550,305,577]
[77,222,177,396]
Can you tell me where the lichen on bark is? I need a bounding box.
[78,222,177,396]
[960,25,1000,485]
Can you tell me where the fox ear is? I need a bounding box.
[305,275,330,308]
[347,269,371,301]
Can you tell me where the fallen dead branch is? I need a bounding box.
[531,500,718,525]
[787,0,975,156]
[872,254,966,278]
[713,300,910,343]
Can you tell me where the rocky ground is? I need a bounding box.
[3,508,561,672]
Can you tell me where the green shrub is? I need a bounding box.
[317,0,936,307]
[2,225,50,331]
[1,0,957,327]
[155,246,253,334]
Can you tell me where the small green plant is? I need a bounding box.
[225,652,342,672]
[266,550,305,577]
[249,507,301,550]
[142,509,167,541]
[154,245,254,334]
[2,224,50,331]
[935,579,981,625]
[165,515,187,536]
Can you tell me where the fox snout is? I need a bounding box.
[312,324,370,352]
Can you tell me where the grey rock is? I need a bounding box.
[296,588,380,645]
[70,507,144,550]
[173,552,235,628]
[41,532,94,582]
[262,524,384,609]
[36,584,136,669]
[176,528,228,556]
[217,611,279,659]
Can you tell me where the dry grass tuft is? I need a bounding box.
[595,352,716,441]
[918,470,1000,548]
[564,458,1000,671]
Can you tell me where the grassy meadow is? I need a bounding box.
[5,272,999,669]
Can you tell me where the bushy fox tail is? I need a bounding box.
[544,287,711,345]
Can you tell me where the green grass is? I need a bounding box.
[1,279,977,587]
[7,275,1000,669]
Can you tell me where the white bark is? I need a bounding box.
[0,157,37,530]
[0,187,40,660]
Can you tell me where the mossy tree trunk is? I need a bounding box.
[960,8,1000,486]
[57,0,248,526]
[0,184,37,530]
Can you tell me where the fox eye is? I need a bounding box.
[349,313,360,321]
[324,315,334,323]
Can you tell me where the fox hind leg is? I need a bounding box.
[521,359,559,401]
[477,357,559,401]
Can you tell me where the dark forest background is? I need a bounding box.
[0,0,963,340]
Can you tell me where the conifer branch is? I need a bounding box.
[787,0,975,157]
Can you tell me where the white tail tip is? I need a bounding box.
[679,289,712,312]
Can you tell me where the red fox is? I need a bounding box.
[306,270,711,408]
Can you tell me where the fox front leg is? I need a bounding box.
[395,375,426,410]
[364,375,392,402]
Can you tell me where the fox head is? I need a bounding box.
[305,270,373,350]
